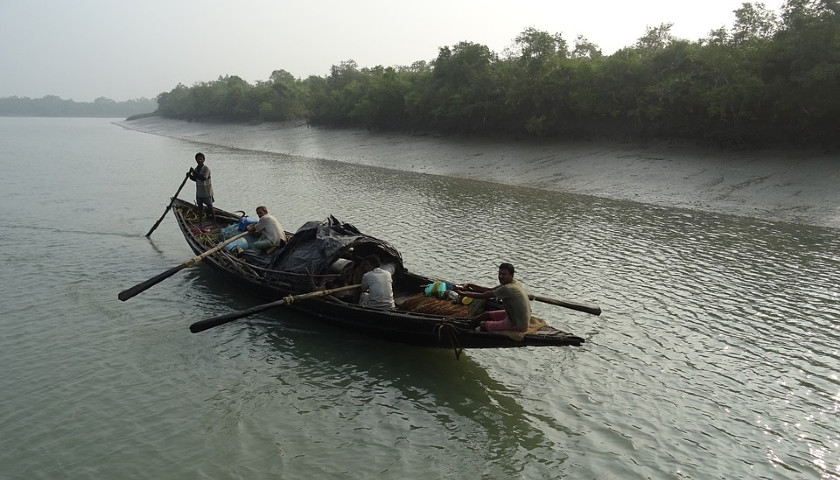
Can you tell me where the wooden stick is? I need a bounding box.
[145,171,191,238]
[118,231,249,301]
[468,284,601,316]
[527,294,601,316]
[189,284,362,333]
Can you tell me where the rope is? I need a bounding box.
[433,320,464,360]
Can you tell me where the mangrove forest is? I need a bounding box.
[155,0,839,147]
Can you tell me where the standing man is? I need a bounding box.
[359,254,395,309]
[189,152,215,224]
[454,263,531,332]
[247,206,286,253]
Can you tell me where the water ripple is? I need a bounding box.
[3,119,839,479]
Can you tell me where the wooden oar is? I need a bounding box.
[189,284,362,333]
[145,171,191,238]
[118,231,249,301]
[469,284,601,316]
[527,294,601,316]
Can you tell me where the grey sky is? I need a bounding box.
[0,0,781,102]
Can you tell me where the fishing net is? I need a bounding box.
[397,294,471,316]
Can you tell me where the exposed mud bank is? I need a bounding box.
[119,117,840,229]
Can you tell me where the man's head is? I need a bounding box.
[256,206,268,217]
[362,254,381,271]
[498,262,515,284]
[195,152,205,165]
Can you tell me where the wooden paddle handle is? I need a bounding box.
[118,231,249,302]
[189,284,362,333]
[470,284,601,316]
[529,295,601,316]
[145,171,191,238]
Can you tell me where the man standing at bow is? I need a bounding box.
[189,152,215,224]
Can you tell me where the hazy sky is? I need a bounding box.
[0,0,781,102]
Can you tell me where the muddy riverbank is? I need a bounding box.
[119,117,840,229]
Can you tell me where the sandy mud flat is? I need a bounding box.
[120,117,840,229]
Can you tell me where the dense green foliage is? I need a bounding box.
[0,95,157,118]
[156,70,307,122]
[156,0,840,146]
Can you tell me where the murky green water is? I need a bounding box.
[1,117,837,479]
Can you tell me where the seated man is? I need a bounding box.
[359,254,395,310]
[246,206,286,253]
[454,262,531,332]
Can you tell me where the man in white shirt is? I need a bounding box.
[359,254,395,309]
[247,206,286,252]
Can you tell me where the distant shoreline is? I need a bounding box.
[118,117,840,230]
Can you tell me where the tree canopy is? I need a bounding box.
[0,95,157,118]
[154,1,840,147]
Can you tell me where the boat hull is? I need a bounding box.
[170,198,585,350]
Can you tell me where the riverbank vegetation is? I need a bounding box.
[155,0,839,147]
[0,96,157,118]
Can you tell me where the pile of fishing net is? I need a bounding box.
[396,294,471,316]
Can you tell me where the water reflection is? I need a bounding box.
[258,322,567,477]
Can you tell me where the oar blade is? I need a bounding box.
[121,232,250,302]
[118,264,186,301]
[189,299,289,333]
[189,284,362,334]
[568,303,601,316]
[531,295,601,316]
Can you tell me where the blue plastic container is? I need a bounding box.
[237,216,259,231]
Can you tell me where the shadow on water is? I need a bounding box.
[256,322,572,475]
[145,236,169,256]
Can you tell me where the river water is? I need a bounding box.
[1,117,837,479]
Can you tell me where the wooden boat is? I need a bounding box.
[169,198,585,353]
